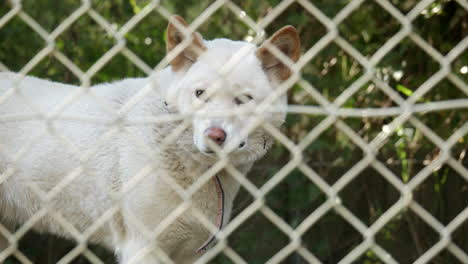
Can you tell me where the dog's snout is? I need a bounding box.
[205,127,226,145]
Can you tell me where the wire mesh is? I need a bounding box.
[0,0,467,263]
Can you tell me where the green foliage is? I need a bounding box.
[0,0,467,263]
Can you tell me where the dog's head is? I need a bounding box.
[165,16,300,164]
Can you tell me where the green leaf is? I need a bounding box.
[396,84,413,96]
[129,0,141,13]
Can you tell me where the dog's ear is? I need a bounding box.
[256,26,300,82]
[166,15,206,71]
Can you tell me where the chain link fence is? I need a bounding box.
[0,0,467,263]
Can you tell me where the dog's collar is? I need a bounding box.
[196,174,225,253]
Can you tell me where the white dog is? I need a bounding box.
[0,16,300,263]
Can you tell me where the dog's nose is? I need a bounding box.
[205,127,226,145]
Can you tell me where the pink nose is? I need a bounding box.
[205,127,226,145]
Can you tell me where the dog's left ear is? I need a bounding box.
[166,15,207,71]
[256,26,301,82]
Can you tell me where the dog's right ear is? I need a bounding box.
[166,15,206,71]
[256,26,301,82]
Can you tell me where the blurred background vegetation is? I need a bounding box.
[0,0,467,263]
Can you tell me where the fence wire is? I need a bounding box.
[0,0,467,263]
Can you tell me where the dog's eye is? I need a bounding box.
[195,90,205,98]
[234,94,253,105]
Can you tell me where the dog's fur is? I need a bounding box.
[0,16,300,263]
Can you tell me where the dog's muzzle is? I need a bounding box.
[204,127,226,146]
[203,127,246,153]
